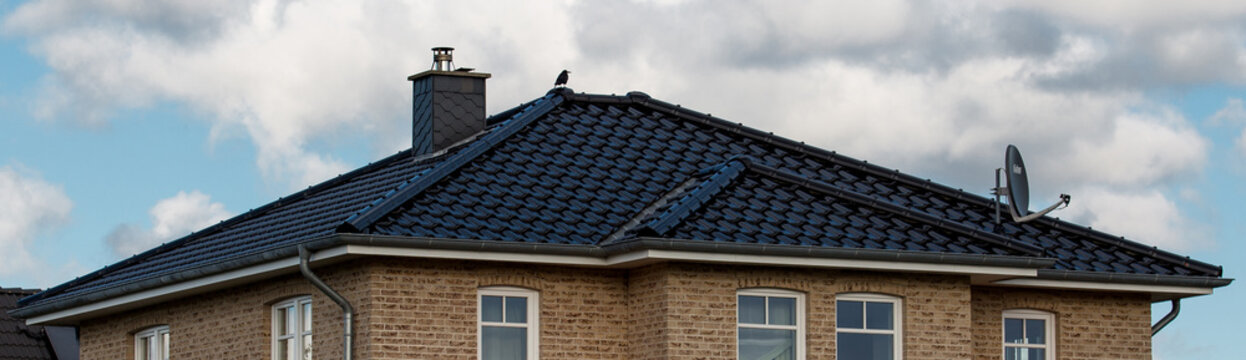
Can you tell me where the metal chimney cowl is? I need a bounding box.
[408,47,492,156]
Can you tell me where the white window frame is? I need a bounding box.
[134,325,169,360]
[1002,309,1055,360]
[478,286,540,360]
[737,288,806,360]
[835,293,903,360]
[271,296,313,360]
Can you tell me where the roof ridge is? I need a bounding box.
[636,158,750,237]
[564,91,1218,274]
[599,176,702,246]
[629,155,1042,255]
[1,288,40,296]
[338,89,568,233]
[739,159,1044,256]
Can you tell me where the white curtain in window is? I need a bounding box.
[482,326,527,360]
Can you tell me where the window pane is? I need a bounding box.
[482,296,504,322]
[865,302,893,330]
[1004,347,1044,360]
[1004,318,1024,344]
[837,332,893,360]
[768,297,795,326]
[277,307,290,335]
[162,332,170,360]
[1004,347,1020,360]
[505,297,527,324]
[302,302,313,333]
[302,334,313,360]
[739,296,766,324]
[277,338,291,360]
[738,328,796,360]
[836,300,864,329]
[139,337,150,360]
[482,326,527,360]
[1025,319,1046,344]
[288,306,298,335]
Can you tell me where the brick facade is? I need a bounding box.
[971,288,1151,360]
[75,258,1152,359]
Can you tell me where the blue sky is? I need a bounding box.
[1,0,1244,358]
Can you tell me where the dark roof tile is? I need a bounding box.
[0,288,53,360]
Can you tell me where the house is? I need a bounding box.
[8,48,1231,359]
[1,288,77,360]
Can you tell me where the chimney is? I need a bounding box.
[408,47,492,156]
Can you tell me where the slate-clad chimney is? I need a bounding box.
[408,47,492,156]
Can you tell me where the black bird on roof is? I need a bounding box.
[555,70,570,87]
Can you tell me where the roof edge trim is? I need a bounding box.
[338,90,567,233]
[1034,269,1233,288]
[37,234,1233,322]
[10,235,347,321]
[606,237,1054,269]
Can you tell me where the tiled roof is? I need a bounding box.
[631,157,1038,256]
[359,90,1220,277]
[20,143,456,309]
[16,88,1226,315]
[0,288,53,360]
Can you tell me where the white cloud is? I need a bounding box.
[4,0,578,189]
[106,190,232,257]
[1209,98,1246,125]
[1014,1,1246,29]
[1153,328,1213,360]
[4,0,1230,252]
[1206,99,1246,162]
[1060,187,1209,252]
[0,164,72,277]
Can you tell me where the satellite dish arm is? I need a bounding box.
[1010,194,1071,223]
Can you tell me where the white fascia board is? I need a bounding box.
[634,249,1040,277]
[24,245,1051,325]
[344,245,612,266]
[25,247,350,325]
[344,245,1038,277]
[990,278,1214,296]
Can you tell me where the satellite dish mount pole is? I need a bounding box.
[993,168,1003,226]
[993,144,1071,225]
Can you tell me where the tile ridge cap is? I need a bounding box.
[338,92,566,233]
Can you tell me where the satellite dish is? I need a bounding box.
[992,144,1071,224]
[1005,145,1030,217]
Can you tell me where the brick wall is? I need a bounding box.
[971,288,1151,360]
[635,262,975,359]
[77,260,369,360]
[74,258,1155,360]
[363,258,629,359]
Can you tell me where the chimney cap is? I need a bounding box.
[410,47,491,80]
[431,47,455,71]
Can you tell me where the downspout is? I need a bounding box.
[299,245,354,360]
[1151,299,1180,336]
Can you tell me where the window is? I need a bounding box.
[737,288,804,360]
[478,287,539,360]
[1002,310,1054,360]
[272,296,313,360]
[836,293,902,360]
[135,325,169,360]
